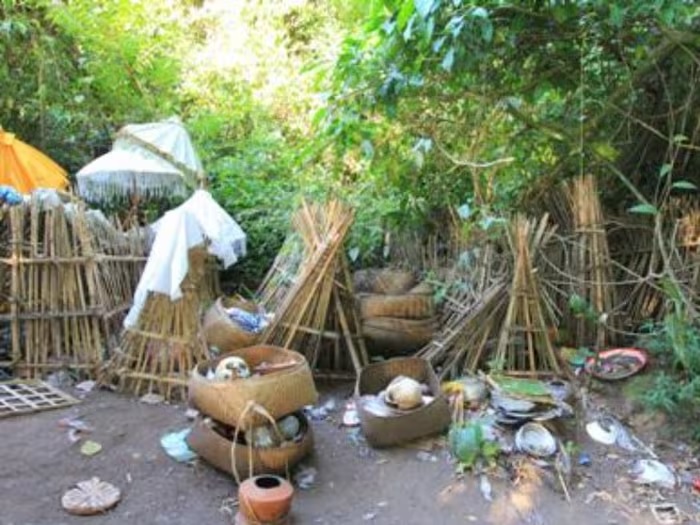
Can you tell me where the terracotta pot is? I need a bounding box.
[238,475,294,523]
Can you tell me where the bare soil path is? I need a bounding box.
[0,382,695,525]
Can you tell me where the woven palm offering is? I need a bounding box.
[61,477,121,516]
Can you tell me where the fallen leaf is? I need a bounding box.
[80,440,102,457]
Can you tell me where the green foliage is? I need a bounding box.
[637,296,700,431]
[318,0,700,242]
[2,0,699,290]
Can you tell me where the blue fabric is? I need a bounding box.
[0,186,22,206]
[227,307,269,334]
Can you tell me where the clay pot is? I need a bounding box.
[238,475,294,523]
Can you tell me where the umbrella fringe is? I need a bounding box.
[77,174,188,202]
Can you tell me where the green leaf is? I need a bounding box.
[671,180,698,190]
[629,203,658,215]
[609,4,624,27]
[471,7,488,19]
[673,134,688,143]
[480,19,493,42]
[425,16,435,42]
[397,1,415,29]
[592,142,618,161]
[414,0,434,19]
[403,14,415,40]
[80,440,102,457]
[659,163,672,178]
[441,47,455,72]
[432,35,447,53]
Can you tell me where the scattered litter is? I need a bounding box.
[219,497,239,518]
[185,408,199,420]
[489,377,572,426]
[586,416,640,452]
[59,417,93,433]
[555,446,572,502]
[75,380,96,393]
[443,376,487,408]
[578,452,592,466]
[363,512,377,521]
[59,417,93,443]
[62,478,121,516]
[693,478,700,492]
[650,503,681,525]
[515,423,556,457]
[585,490,614,505]
[140,393,165,405]
[304,399,337,421]
[545,379,572,402]
[587,348,648,381]
[80,440,103,457]
[479,474,493,501]
[294,465,317,490]
[160,429,196,463]
[377,501,388,508]
[586,420,617,445]
[631,459,676,489]
[342,402,360,427]
[416,451,438,462]
[46,370,74,389]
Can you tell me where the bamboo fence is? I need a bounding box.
[0,196,147,377]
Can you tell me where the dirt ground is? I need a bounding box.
[1,381,698,525]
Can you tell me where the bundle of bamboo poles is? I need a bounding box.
[565,175,619,349]
[493,215,562,376]
[0,195,147,377]
[418,215,562,378]
[417,281,508,378]
[258,200,368,377]
[105,247,210,400]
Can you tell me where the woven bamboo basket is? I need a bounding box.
[202,297,262,353]
[358,282,434,320]
[355,357,451,447]
[353,269,416,295]
[187,413,313,479]
[362,316,438,354]
[188,345,318,427]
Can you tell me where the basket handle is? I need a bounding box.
[230,401,289,485]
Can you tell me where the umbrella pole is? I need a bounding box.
[127,180,141,228]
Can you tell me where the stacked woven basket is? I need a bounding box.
[186,345,318,480]
[354,269,438,355]
[201,296,264,353]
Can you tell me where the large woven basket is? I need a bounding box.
[353,269,416,295]
[187,413,313,480]
[188,345,318,427]
[362,316,438,354]
[358,282,434,320]
[355,357,451,448]
[202,297,262,353]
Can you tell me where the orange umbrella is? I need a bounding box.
[0,129,68,193]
